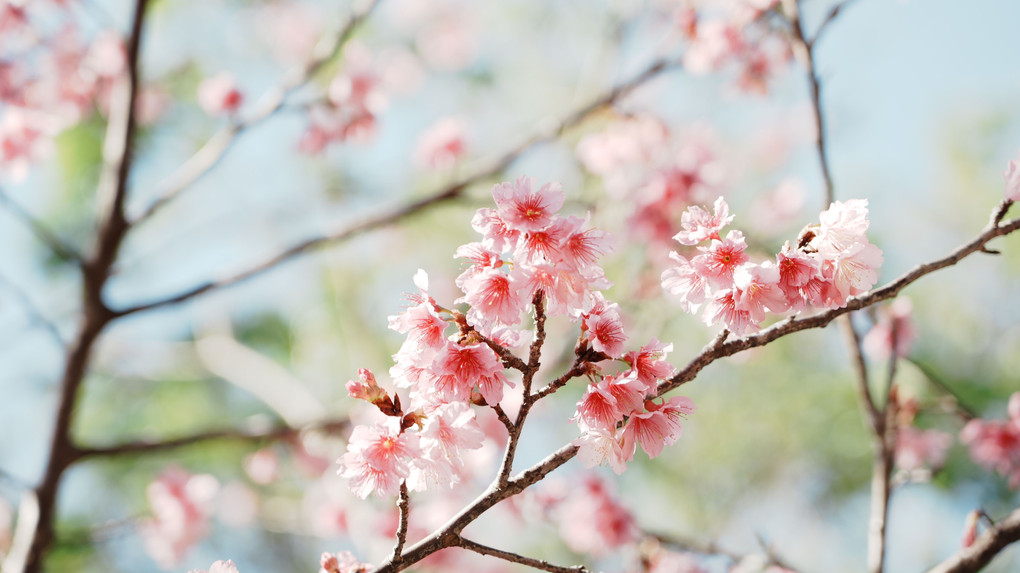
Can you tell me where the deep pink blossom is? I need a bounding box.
[703,288,754,335]
[572,377,622,433]
[583,296,627,357]
[433,341,511,405]
[624,339,676,392]
[960,393,1020,489]
[691,229,749,288]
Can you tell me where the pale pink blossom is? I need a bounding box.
[413,117,466,170]
[822,240,884,301]
[491,176,564,233]
[703,288,754,335]
[139,467,219,569]
[863,298,916,360]
[646,547,708,573]
[622,396,695,460]
[320,551,370,573]
[812,199,872,257]
[559,215,613,271]
[733,261,789,322]
[458,267,525,328]
[573,377,623,433]
[895,426,952,471]
[189,560,240,573]
[197,73,244,116]
[661,252,711,313]
[691,230,749,288]
[339,420,420,498]
[572,428,628,474]
[674,197,734,245]
[683,19,745,74]
[583,297,628,358]
[243,448,279,485]
[470,208,520,253]
[576,114,669,178]
[418,401,485,466]
[346,368,389,404]
[1004,152,1020,202]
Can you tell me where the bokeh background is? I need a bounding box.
[1,0,1019,571]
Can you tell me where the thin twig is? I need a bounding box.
[456,536,589,573]
[905,357,978,419]
[112,57,677,318]
[74,418,348,460]
[841,316,881,430]
[812,0,862,48]
[0,272,66,350]
[491,405,514,434]
[926,506,1020,573]
[130,0,383,225]
[0,188,81,264]
[390,482,410,567]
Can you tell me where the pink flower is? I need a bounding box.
[555,475,637,556]
[413,117,466,170]
[863,298,916,360]
[559,215,614,271]
[623,339,676,392]
[320,551,370,573]
[433,341,511,405]
[346,368,389,404]
[733,261,789,322]
[491,176,564,233]
[776,241,820,308]
[1005,152,1020,202]
[573,377,623,433]
[339,420,421,498]
[189,560,240,573]
[661,252,711,313]
[812,199,872,257]
[197,73,244,116]
[895,426,952,471]
[140,467,219,568]
[703,288,754,335]
[583,296,628,358]
[822,240,884,301]
[621,396,695,460]
[960,393,1020,489]
[470,208,520,253]
[674,197,733,246]
[418,402,485,467]
[691,230,749,289]
[458,266,525,328]
[572,428,628,475]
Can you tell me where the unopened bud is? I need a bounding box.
[346,368,387,403]
[961,509,981,548]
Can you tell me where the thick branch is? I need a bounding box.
[2,4,151,571]
[457,537,589,573]
[130,0,382,224]
[926,506,1020,573]
[113,58,676,317]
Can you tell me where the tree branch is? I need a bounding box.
[456,537,589,573]
[926,506,1020,573]
[0,188,80,264]
[130,0,383,225]
[112,57,676,318]
[812,0,862,48]
[2,3,151,571]
[73,418,348,460]
[390,482,410,567]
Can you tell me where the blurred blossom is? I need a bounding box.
[749,178,805,235]
[863,298,916,360]
[894,426,952,471]
[960,392,1020,489]
[244,447,280,485]
[0,107,56,182]
[1005,151,1020,202]
[961,510,980,548]
[389,0,481,72]
[644,546,708,573]
[319,551,370,573]
[139,467,219,569]
[189,560,240,573]
[198,73,244,117]
[413,117,467,171]
[553,474,637,556]
[255,1,321,64]
[215,481,259,528]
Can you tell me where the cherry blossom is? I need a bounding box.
[339,419,420,498]
[413,117,466,170]
[895,426,952,472]
[960,392,1020,489]
[554,475,637,556]
[139,467,219,568]
[197,73,244,117]
[1005,151,1020,202]
[320,551,370,573]
[863,298,916,360]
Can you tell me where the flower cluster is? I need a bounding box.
[961,392,1020,489]
[661,197,884,335]
[340,176,697,495]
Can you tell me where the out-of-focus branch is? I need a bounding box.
[646,530,795,570]
[0,189,81,264]
[112,57,676,318]
[74,418,348,460]
[926,506,1020,573]
[812,0,862,48]
[905,357,978,419]
[4,2,152,572]
[456,536,589,573]
[0,273,65,350]
[130,0,383,225]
